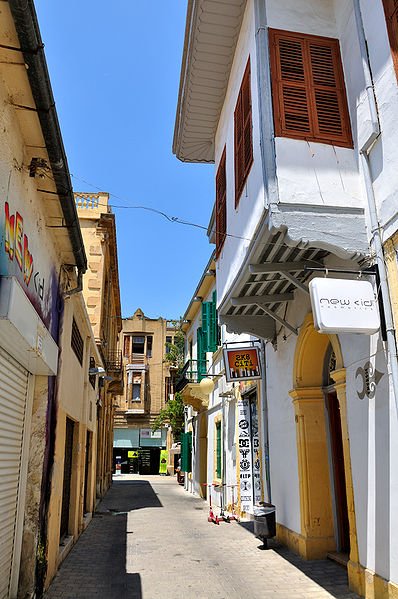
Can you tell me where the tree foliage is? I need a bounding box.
[152,391,185,438]
[152,325,185,437]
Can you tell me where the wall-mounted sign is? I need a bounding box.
[140,428,161,439]
[223,346,261,382]
[309,278,380,334]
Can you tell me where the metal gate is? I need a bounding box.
[0,348,29,599]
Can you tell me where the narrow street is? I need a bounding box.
[45,476,360,599]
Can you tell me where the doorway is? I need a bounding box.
[60,418,74,539]
[324,348,350,555]
[325,390,350,554]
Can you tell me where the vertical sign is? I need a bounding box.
[237,399,254,514]
[250,400,262,505]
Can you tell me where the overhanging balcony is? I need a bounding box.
[175,359,209,412]
[124,353,149,371]
[106,350,123,395]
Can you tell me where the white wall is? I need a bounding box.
[215,1,266,306]
[360,0,398,239]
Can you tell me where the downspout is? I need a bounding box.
[353,0,398,411]
[254,0,275,505]
[63,268,83,298]
[261,339,271,502]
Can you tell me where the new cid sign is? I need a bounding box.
[223,346,262,382]
[309,278,380,334]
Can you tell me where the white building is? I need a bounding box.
[174,1,398,597]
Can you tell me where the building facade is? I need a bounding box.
[0,2,92,597]
[75,192,123,499]
[174,1,398,597]
[113,310,178,474]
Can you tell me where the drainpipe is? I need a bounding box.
[353,0,398,412]
[62,267,83,298]
[260,340,272,502]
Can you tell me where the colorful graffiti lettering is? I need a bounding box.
[5,201,34,285]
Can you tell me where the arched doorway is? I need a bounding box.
[289,315,363,595]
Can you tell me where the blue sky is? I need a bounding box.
[34,1,214,320]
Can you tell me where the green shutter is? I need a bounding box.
[216,422,222,479]
[201,302,211,352]
[209,298,217,352]
[197,327,207,381]
[180,432,192,472]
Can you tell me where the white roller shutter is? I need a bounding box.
[0,348,29,599]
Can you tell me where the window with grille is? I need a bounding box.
[216,148,227,255]
[71,317,84,365]
[269,29,353,148]
[234,59,253,206]
[89,357,96,389]
[382,0,398,78]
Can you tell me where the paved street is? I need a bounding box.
[45,475,360,599]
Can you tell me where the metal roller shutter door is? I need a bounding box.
[0,348,29,599]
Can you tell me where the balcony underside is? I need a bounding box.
[219,205,369,342]
[181,383,209,412]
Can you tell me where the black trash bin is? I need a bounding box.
[253,503,276,549]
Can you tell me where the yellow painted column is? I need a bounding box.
[384,237,398,331]
[332,368,364,597]
[290,387,335,559]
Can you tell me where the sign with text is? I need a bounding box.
[223,347,261,382]
[309,278,380,334]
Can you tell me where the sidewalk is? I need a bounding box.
[45,475,360,599]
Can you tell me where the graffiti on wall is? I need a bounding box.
[2,199,61,340]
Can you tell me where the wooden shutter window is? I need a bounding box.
[71,317,84,365]
[216,148,227,256]
[269,29,353,148]
[234,59,253,206]
[382,0,398,79]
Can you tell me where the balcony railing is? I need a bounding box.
[175,359,207,392]
[106,350,122,373]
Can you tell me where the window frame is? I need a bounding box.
[269,28,353,148]
[215,147,227,256]
[382,0,398,80]
[234,59,253,207]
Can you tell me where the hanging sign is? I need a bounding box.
[223,346,261,382]
[309,278,380,334]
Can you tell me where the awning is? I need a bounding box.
[219,206,369,340]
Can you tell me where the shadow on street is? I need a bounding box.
[238,521,355,599]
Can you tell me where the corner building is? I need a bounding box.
[174,1,398,597]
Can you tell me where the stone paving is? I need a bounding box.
[45,475,361,599]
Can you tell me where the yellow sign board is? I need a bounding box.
[159,449,168,474]
[128,450,138,458]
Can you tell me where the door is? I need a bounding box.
[83,431,92,515]
[0,348,29,599]
[60,418,74,539]
[326,391,350,553]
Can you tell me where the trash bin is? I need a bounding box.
[253,503,276,548]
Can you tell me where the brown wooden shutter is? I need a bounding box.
[234,59,253,206]
[269,29,353,148]
[216,148,227,256]
[383,0,398,78]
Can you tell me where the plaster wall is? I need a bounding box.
[264,283,395,585]
[215,1,266,306]
[265,294,309,534]
[267,0,363,212]
[45,293,98,588]
[359,0,398,240]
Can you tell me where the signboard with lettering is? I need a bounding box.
[223,347,261,382]
[309,278,380,334]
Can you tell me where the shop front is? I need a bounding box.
[113,428,167,474]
